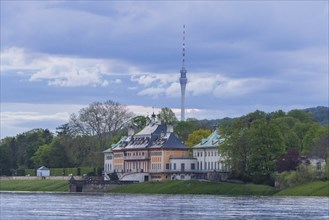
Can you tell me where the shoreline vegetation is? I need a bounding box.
[0,179,328,197]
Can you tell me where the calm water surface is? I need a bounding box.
[0,192,328,219]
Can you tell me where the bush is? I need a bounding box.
[16,169,25,176]
[24,169,35,176]
[275,163,324,189]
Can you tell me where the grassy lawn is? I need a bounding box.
[275,181,329,197]
[0,179,68,192]
[110,180,278,196]
[1,179,327,196]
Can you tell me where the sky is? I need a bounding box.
[1,1,328,139]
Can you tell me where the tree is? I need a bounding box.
[287,109,315,124]
[157,107,178,125]
[174,120,198,142]
[69,100,133,151]
[308,135,329,160]
[32,138,71,168]
[219,117,251,181]
[56,124,101,167]
[273,116,302,150]
[219,110,286,183]
[185,129,211,147]
[0,138,14,175]
[276,149,301,173]
[248,120,285,183]
[132,115,148,133]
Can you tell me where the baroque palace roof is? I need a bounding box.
[109,121,188,151]
[193,130,223,148]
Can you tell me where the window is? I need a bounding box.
[197,152,199,157]
[166,163,170,170]
[174,163,176,170]
[191,163,195,170]
[201,152,202,157]
[181,163,185,172]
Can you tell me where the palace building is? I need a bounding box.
[104,114,229,182]
[192,130,228,172]
[104,113,191,182]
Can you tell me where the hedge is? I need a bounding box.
[23,167,98,176]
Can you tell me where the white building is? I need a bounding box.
[103,148,114,174]
[192,130,228,172]
[37,166,50,177]
[170,156,197,180]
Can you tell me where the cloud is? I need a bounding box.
[1,111,70,139]
[138,87,166,97]
[0,47,131,87]
[131,72,273,99]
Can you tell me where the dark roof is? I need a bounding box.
[107,122,188,151]
[37,166,49,170]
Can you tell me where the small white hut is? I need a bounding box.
[37,166,50,177]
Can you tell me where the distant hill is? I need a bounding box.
[192,117,233,129]
[192,106,328,128]
[303,106,329,125]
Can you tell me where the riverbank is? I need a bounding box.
[109,180,278,196]
[1,179,328,196]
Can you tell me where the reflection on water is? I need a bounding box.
[0,192,328,219]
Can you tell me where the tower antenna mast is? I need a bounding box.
[179,25,187,121]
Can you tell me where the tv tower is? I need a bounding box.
[180,25,187,121]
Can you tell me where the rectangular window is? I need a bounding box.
[166,163,170,170]
[181,163,185,172]
[174,163,176,170]
[191,163,195,170]
[150,151,162,156]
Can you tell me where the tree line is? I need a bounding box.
[0,100,328,184]
[218,109,329,185]
[0,102,211,175]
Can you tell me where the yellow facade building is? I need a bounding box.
[104,114,190,182]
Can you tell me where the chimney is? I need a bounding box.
[128,125,134,136]
[167,124,173,133]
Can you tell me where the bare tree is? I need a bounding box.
[69,100,134,151]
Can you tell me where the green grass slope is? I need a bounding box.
[0,179,68,192]
[110,180,278,196]
[275,181,329,197]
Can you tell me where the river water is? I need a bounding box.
[0,192,328,219]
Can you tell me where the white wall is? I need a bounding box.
[104,152,114,173]
[193,148,225,171]
[36,169,50,177]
